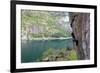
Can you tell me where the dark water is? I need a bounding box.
[21,38,74,63]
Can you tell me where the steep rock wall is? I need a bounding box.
[69,13,90,60]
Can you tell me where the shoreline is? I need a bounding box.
[22,37,72,40]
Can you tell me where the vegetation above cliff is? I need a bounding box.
[21,10,71,40]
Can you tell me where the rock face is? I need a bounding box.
[69,13,90,60]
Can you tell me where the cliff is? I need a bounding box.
[69,13,90,60]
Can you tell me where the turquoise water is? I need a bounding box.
[21,38,74,63]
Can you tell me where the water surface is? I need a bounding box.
[21,38,74,63]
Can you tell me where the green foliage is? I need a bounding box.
[68,50,78,60]
[21,10,71,39]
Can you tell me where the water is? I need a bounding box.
[21,38,74,63]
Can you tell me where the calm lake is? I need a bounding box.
[21,38,74,63]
